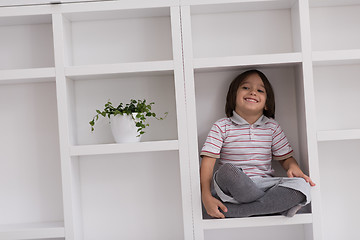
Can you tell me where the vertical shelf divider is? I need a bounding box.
[52,11,83,240]
[298,1,323,239]
[170,5,195,240]
[180,4,205,240]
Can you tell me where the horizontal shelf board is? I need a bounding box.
[65,61,174,80]
[0,4,53,17]
[193,53,302,70]
[202,213,313,230]
[60,0,177,15]
[0,0,176,16]
[186,0,295,12]
[0,68,56,84]
[310,0,360,8]
[70,140,179,156]
[317,129,360,142]
[0,0,99,8]
[312,49,360,66]
[0,221,64,239]
[0,14,52,25]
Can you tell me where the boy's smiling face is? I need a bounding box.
[235,73,267,119]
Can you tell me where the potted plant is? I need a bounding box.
[89,99,167,143]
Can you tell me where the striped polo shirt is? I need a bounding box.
[200,111,293,178]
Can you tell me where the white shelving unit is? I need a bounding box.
[0,0,359,239]
[309,1,360,240]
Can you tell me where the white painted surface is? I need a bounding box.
[1,0,360,239]
[0,83,63,225]
[318,140,360,240]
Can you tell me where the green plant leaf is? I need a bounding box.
[89,99,167,134]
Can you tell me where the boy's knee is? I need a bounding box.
[219,163,238,174]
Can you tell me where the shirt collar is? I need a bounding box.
[229,111,269,127]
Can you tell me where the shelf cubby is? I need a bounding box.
[310,1,360,52]
[190,63,313,235]
[194,65,309,173]
[0,82,63,230]
[0,14,54,71]
[188,0,302,59]
[65,71,178,146]
[318,140,360,240]
[61,7,173,67]
[313,64,360,132]
[72,150,184,239]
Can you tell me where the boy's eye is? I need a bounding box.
[258,89,265,93]
[242,86,249,90]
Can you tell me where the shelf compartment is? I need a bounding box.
[0,14,54,70]
[67,71,178,145]
[0,67,55,84]
[70,140,179,156]
[0,82,63,232]
[76,151,184,239]
[310,3,360,51]
[188,0,301,59]
[312,49,360,66]
[61,7,173,66]
[0,222,64,240]
[193,53,302,70]
[64,60,174,78]
[194,65,306,168]
[318,140,360,240]
[313,64,360,131]
[317,129,360,142]
[202,213,312,230]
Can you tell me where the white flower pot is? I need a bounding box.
[110,113,141,143]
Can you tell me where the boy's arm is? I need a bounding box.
[200,156,228,218]
[279,157,316,186]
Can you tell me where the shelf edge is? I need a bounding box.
[317,129,360,142]
[202,213,313,230]
[0,67,56,83]
[312,49,360,66]
[193,52,302,70]
[64,60,174,77]
[0,222,65,240]
[70,140,179,156]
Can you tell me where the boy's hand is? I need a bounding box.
[280,157,316,187]
[202,195,228,218]
[287,166,316,187]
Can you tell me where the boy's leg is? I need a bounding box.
[223,185,306,218]
[215,163,265,203]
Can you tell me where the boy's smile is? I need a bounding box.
[244,97,259,103]
[235,73,267,122]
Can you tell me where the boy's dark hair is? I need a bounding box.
[225,69,275,119]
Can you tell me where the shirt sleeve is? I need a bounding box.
[271,122,293,161]
[200,121,225,159]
